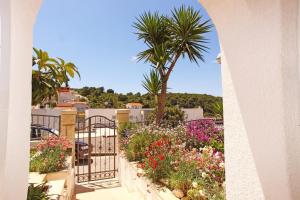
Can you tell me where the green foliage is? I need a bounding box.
[30,147,67,173]
[30,137,71,173]
[52,57,80,87]
[126,132,158,162]
[75,87,222,116]
[170,161,198,194]
[143,137,174,182]
[142,69,162,106]
[27,183,49,200]
[212,101,223,119]
[32,48,80,105]
[107,89,115,94]
[147,106,185,127]
[144,154,173,182]
[134,5,212,123]
[118,122,138,138]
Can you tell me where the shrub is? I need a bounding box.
[169,161,198,194]
[118,122,139,150]
[30,136,72,173]
[147,106,185,127]
[185,119,224,152]
[27,183,49,200]
[118,122,137,137]
[125,132,158,162]
[142,137,174,182]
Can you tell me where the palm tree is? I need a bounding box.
[53,58,80,87]
[32,48,80,106]
[134,6,212,124]
[213,101,223,119]
[142,69,162,107]
[32,48,60,105]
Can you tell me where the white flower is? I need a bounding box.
[199,190,205,197]
[192,181,198,188]
[219,162,225,169]
[201,172,208,178]
[222,182,226,188]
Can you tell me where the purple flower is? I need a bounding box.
[186,119,222,144]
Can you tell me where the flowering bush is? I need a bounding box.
[125,132,158,162]
[169,161,198,194]
[122,122,225,199]
[184,147,225,200]
[30,136,72,173]
[142,137,174,182]
[186,119,224,152]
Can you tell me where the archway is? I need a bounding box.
[1,0,300,199]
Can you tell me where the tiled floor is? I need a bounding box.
[73,179,141,200]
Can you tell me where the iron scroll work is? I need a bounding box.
[75,115,117,183]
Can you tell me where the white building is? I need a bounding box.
[125,102,143,109]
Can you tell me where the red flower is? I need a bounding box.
[158,154,165,161]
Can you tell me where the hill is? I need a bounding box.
[74,87,222,117]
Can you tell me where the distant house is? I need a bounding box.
[56,87,89,112]
[58,87,88,104]
[126,102,143,109]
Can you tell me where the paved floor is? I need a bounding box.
[73,179,141,200]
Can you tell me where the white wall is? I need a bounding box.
[85,108,117,120]
[200,0,300,199]
[0,1,41,200]
[182,107,204,121]
[1,0,300,199]
[85,108,203,122]
[32,108,61,116]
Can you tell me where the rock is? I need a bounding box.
[172,189,184,198]
[137,168,144,174]
[181,197,189,200]
[159,178,169,186]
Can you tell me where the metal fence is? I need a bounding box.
[31,114,61,140]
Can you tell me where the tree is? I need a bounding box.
[52,57,80,87]
[212,101,223,119]
[107,89,115,94]
[142,69,162,107]
[32,48,60,105]
[32,48,80,105]
[134,6,212,124]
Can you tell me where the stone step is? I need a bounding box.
[47,180,65,200]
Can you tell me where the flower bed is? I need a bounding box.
[30,136,72,173]
[29,136,75,200]
[119,120,225,200]
[119,155,178,200]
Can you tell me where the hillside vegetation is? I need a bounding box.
[74,87,222,117]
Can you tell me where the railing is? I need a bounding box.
[31,114,61,140]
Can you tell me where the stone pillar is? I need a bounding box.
[116,109,130,183]
[60,110,77,166]
[116,109,130,125]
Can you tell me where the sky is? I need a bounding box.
[34,0,221,96]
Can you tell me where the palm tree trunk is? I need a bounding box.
[154,95,158,108]
[156,80,167,125]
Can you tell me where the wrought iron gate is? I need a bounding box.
[75,115,117,183]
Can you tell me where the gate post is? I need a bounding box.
[60,110,77,166]
[116,109,130,182]
[116,109,130,126]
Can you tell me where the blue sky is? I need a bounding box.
[34,0,221,96]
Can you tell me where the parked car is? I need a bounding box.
[30,124,93,160]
